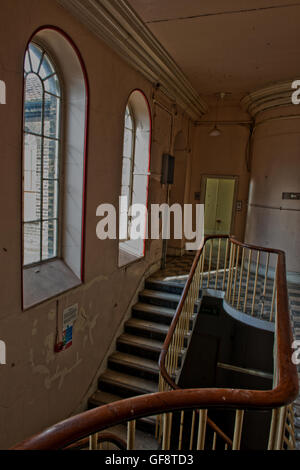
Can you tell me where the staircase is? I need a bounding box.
[15,239,298,451]
[87,270,300,446]
[288,283,300,449]
[88,278,184,430]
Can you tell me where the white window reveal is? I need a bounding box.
[22,29,87,309]
[119,90,151,267]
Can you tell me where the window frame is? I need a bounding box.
[21,26,89,311]
[121,103,136,241]
[118,90,152,268]
[22,40,64,269]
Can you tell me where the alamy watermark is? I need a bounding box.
[96,197,204,251]
[291,80,300,105]
[0,341,6,365]
[292,341,300,365]
[0,80,6,105]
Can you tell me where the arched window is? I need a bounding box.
[119,91,151,267]
[23,42,62,265]
[121,105,136,240]
[22,28,88,309]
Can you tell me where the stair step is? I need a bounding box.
[132,302,176,325]
[108,351,159,380]
[125,318,169,340]
[117,333,163,361]
[98,369,157,398]
[146,279,184,295]
[88,390,121,408]
[139,289,181,309]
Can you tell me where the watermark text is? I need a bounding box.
[0,340,6,365]
[0,80,6,104]
[96,198,204,251]
[292,340,300,365]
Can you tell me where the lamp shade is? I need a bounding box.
[209,125,222,137]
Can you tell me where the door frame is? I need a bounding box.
[199,174,239,236]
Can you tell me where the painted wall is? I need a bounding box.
[189,104,251,242]
[0,0,193,448]
[245,105,300,275]
[168,130,191,255]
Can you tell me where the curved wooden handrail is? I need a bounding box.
[13,380,298,450]
[12,236,298,450]
[159,235,297,403]
[65,432,127,451]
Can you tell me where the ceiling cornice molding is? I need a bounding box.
[56,0,208,119]
[241,81,295,118]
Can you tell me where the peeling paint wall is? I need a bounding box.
[0,0,195,448]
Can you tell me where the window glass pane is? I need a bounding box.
[23,222,41,265]
[122,157,132,187]
[42,220,57,261]
[39,53,55,80]
[24,73,43,135]
[23,42,62,267]
[123,127,133,158]
[43,138,59,180]
[44,74,61,97]
[124,106,133,130]
[29,43,43,73]
[24,51,31,74]
[43,180,59,221]
[44,93,60,139]
[23,134,41,222]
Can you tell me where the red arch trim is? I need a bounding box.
[124,88,152,257]
[21,26,90,310]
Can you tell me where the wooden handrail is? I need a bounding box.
[159,235,297,399]
[65,432,127,450]
[13,381,298,450]
[12,236,298,450]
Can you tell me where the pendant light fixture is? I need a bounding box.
[209,92,225,137]
[209,125,222,137]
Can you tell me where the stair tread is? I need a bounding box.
[100,369,157,394]
[125,318,169,335]
[140,289,181,302]
[118,333,163,351]
[109,351,159,372]
[147,279,185,288]
[89,390,122,406]
[133,302,176,316]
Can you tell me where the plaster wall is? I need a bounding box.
[189,105,251,242]
[245,105,300,275]
[0,0,193,448]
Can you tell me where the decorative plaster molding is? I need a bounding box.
[56,0,208,119]
[241,80,294,117]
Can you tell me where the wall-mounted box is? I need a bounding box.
[161,154,175,185]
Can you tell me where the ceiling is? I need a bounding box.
[128,0,300,103]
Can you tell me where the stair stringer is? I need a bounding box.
[72,259,161,415]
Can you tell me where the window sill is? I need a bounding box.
[118,241,144,268]
[23,259,81,310]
